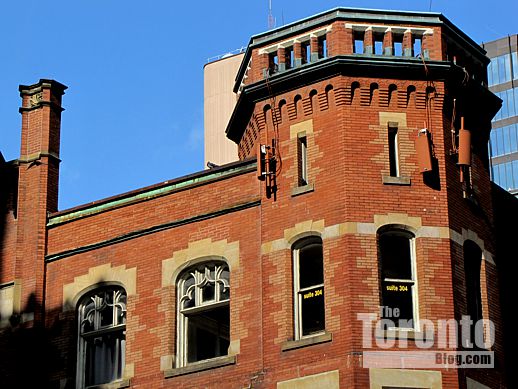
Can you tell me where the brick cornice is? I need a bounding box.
[227,56,455,143]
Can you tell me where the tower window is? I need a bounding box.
[269,52,279,74]
[388,126,399,177]
[354,31,364,54]
[297,135,308,186]
[293,237,325,338]
[318,35,327,58]
[301,41,311,64]
[285,46,294,69]
[379,230,417,329]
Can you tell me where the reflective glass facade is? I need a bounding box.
[483,35,518,195]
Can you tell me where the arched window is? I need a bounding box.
[77,286,127,388]
[177,262,230,367]
[378,229,418,328]
[293,237,325,339]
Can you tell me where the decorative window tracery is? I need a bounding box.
[177,262,230,366]
[77,287,127,388]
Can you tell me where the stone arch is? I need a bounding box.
[162,238,240,288]
[63,263,137,312]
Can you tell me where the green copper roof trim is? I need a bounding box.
[47,160,256,227]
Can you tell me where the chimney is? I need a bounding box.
[18,79,67,212]
[15,79,66,325]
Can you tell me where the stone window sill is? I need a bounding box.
[281,331,332,352]
[86,379,131,389]
[291,183,315,197]
[375,328,434,341]
[382,176,411,185]
[164,355,236,378]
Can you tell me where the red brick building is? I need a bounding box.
[0,8,514,389]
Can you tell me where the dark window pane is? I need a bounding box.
[100,292,114,327]
[300,286,325,336]
[219,268,230,300]
[381,280,414,327]
[187,305,230,363]
[299,242,323,288]
[202,268,216,302]
[380,234,412,280]
[85,332,125,386]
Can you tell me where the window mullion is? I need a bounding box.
[298,283,325,292]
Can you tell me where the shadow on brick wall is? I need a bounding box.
[491,183,518,389]
[0,293,77,388]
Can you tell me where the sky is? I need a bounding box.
[1,0,516,210]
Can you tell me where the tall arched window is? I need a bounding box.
[293,237,325,339]
[177,262,230,367]
[378,229,418,328]
[77,286,127,388]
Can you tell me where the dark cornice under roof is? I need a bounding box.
[233,7,488,93]
[226,55,501,144]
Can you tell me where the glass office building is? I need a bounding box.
[483,35,518,195]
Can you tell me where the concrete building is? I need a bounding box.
[204,51,244,167]
[1,7,515,389]
[483,35,518,195]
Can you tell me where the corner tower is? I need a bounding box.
[227,8,504,388]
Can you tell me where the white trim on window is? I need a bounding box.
[378,229,419,330]
[293,237,325,340]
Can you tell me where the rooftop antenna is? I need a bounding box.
[268,0,276,29]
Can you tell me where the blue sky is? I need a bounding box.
[1,0,516,210]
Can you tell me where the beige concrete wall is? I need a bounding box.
[204,53,243,166]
